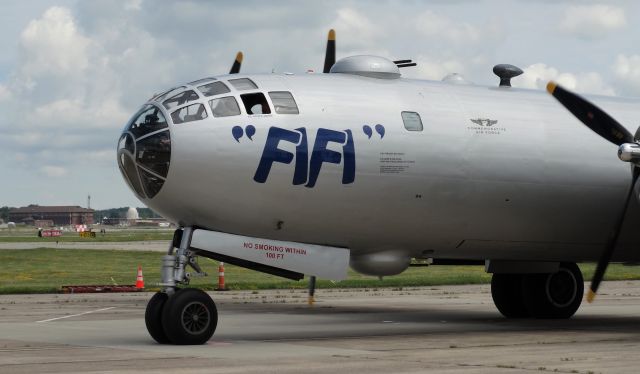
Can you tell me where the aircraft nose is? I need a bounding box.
[117,104,171,199]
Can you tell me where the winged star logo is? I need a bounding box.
[470,118,498,127]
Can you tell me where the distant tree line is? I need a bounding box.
[1,205,38,222]
[0,206,161,223]
[0,206,12,222]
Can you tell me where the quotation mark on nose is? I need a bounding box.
[363,124,385,139]
[232,125,256,142]
[245,125,256,140]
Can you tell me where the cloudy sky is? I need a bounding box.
[0,0,639,209]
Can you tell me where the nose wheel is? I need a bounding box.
[145,292,170,344]
[145,288,218,345]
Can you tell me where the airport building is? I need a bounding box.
[8,206,95,226]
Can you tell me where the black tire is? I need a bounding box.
[145,292,170,344]
[161,288,218,345]
[491,273,529,318]
[522,262,584,319]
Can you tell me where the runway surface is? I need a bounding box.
[1,282,640,373]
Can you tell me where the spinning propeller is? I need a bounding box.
[547,81,640,302]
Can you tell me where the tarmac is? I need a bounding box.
[1,282,640,373]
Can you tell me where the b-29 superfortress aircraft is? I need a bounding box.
[117,30,640,344]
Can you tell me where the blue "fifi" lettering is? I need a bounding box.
[253,127,355,187]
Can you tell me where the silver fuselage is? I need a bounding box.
[123,73,640,262]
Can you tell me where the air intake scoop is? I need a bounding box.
[330,55,401,79]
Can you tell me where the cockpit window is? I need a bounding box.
[198,81,230,97]
[240,93,271,115]
[209,96,241,117]
[139,168,165,198]
[268,91,299,114]
[171,103,208,124]
[163,90,199,110]
[136,130,171,177]
[127,105,168,138]
[120,153,145,197]
[189,77,216,86]
[153,86,185,102]
[229,78,258,90]
[119,105,170,200]
[118,133,135,154]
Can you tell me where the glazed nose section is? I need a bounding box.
[118,104,171,199]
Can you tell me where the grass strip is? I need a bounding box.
[0,248,639,294]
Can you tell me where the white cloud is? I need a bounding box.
[560,5,626,39]
[415,11,480,45]
[328,8,388,57]
[19,7,91,79]
[413,10,504,50]
[4,131,46,148]
[0,84,10,101]
[514,63,614,96]
[26,97,128,130]
[40,165,68,178]
[124,0,143,11]
[332,8,379,40]
[612,54,640,96]
[0,4,138,200]
[412,56,467,81]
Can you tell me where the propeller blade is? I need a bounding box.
[229,52,243,74]
[587,167,640,302]
[546,81,633,146]
[546,81,639,302]
[323,29,336,74]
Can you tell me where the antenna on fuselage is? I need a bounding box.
[393,59,417,68]
[493,64,523,87]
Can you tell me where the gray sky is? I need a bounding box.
[1,0,639,209]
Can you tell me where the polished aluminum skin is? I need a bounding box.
[119,70,640,266]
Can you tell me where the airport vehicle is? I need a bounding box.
[117,30,640,344]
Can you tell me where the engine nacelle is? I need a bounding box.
[350,250,411,277]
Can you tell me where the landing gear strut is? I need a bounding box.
[491,262,584,319]
[144,228,218,345]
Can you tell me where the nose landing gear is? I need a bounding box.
[145,228,218,345]
[159,288,217,345]
[145,292,170,344]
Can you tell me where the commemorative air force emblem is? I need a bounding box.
[470,118,498,127]
[467,118,505,135]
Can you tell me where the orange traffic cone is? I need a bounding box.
[135,265,144,289]
[215,262,227,291]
